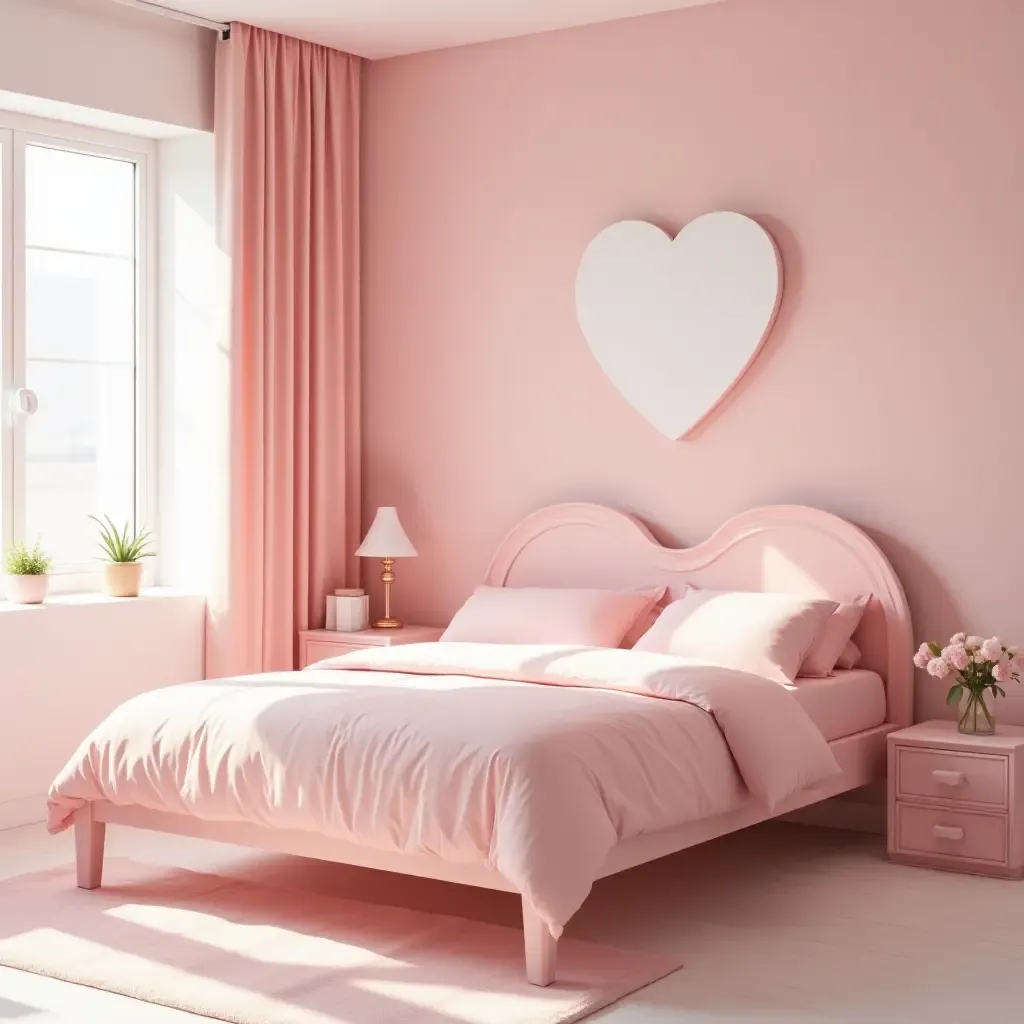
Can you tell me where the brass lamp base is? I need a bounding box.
[374,558,403,629]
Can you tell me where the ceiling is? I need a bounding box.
[165,0,728,59]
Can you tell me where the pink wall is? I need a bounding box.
[362,0,1024,725]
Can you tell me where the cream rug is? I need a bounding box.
[0,859,680,1024]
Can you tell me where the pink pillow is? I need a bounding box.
[633,589,838,684]
[799,596,870,678]
[836,640,862,670]
[621,585,679,648]
[441,585,667,648]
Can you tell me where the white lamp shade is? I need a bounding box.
[356,506,417,558]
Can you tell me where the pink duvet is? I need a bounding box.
[48,643,839,933]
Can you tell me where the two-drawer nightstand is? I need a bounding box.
[888,720,1024,878]
[299,625,445,668]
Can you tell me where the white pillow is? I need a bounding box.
[633,589,839,684]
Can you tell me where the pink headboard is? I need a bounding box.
[485,503,913,726]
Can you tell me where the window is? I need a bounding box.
[0,115,154,587]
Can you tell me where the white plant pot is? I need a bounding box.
[4,573,49,605]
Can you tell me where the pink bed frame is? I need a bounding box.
[73,502,913,986]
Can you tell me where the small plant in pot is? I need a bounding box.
[3,539,53,605]
[89,515,155,598]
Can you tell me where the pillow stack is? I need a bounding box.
[633,589,868,681]
[441,583,870,682]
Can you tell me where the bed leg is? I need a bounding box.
[522,896,557,987]
[75,804,106,890]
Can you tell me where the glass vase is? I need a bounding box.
[958,690,995,735]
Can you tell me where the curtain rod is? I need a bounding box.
[108,0,231,40]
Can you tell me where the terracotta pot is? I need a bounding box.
[4,573,49,604]
[104,561,143,598]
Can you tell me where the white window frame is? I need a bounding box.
[0,111,158,592]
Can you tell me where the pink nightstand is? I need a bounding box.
[299,625,444,669]
[888,720,1024,878]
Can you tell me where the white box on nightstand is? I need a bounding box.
[326,591,369,632]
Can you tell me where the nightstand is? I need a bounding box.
[299,625,445,668]
[888,720,1024,878]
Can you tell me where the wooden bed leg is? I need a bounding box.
[75,804,106,890]
[522,896,557,987]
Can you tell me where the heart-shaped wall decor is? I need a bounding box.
[575,212,782,439]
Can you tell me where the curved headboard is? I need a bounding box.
[485,503,913,726]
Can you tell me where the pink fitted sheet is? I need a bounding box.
[787,669,887,742]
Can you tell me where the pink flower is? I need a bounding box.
[927,658,951,679]
[941,644,970,671]
[913,643,933,669]
[966,636,984,650]
[993,661,1014,684]
[979,638,1003,663]
[950,632,966,644]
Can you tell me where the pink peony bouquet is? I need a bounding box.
[914,633,1021,733]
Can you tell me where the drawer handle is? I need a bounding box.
[931,824,965,841]
[932,769,965,787]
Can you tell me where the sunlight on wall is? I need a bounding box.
[760,543,829,596]
[158,133,229,596]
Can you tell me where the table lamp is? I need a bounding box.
[355,507,417,628]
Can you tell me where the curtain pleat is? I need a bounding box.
[208,24,361,676]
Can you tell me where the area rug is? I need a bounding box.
[0,859,680,1024]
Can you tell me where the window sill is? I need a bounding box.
[0,587,204,612]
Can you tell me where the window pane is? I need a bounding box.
[24,361,135,565]
[25,145,134,257]
[21,141,139,569]
[26,249,134,363]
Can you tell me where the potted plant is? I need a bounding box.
[3,539,53,604]
[89,515,155,598]
[914,633,1022,735]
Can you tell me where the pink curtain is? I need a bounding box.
[208,24,361,677]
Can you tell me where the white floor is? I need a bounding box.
[0,820,1021,1022]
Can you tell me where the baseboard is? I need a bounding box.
[782,795,886,835]
[0,794,45,831]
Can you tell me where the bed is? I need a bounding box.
[48,502,913,986]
